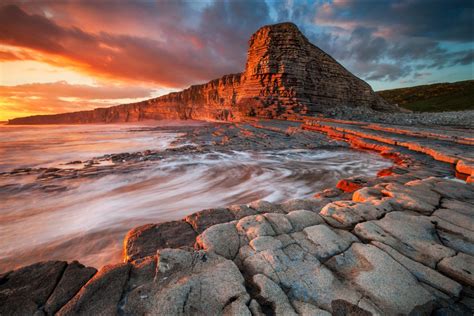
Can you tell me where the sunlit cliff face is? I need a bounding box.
[1,1,472,121]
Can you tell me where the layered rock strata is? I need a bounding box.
[1,119,473,315]
[303,117,474,182]
[8,23,395,125]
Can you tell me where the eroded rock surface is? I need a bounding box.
[3,92,474,314]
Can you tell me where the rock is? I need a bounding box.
[456,160,474,176]
[222,294,252,316]
[248,200,284,214]
[123,250,250,315]
[438,253,474,286]
[263,213,293,234]
[431,216,474,255]
[330,299,372,316]
[228,204,258,219]
[303,224,356,261]
[0,261,66,314]
[241,246,364,312]
[433,208,474,232]
[127,256,157,291]
[354,211,456,267]
[57,263,130,315]
[326,243,435,314]
[320,199,392,228]
[372,241,462,297]
[196,221,240,259]
[382,181,440,214]
[185,208,235,233]
[248,299,264,316]
[352,186,384,202]
[292,300,331,316]
[280,198,330,213]
[123,220,197,261]
[44,261,97,315]
[9,22,396,125]
[286,210,324,231]
[249,236,283,252]
[441,199,474,216]
[431,178,474,201]
[336,177,367,193]
[236,214,276,241]
[252,274,297,315]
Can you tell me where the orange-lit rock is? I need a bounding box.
[377,167,395,177]
[8,23,396,125]
[336,178,367,193]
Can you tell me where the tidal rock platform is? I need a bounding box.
[1,118,473,315]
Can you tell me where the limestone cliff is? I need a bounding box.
[8,23,396,125]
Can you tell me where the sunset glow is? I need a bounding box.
[0,1,472,121]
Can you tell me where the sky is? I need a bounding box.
[0,0,472,121]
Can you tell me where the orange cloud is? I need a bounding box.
[0,5,243,88]
[0,81,156,121]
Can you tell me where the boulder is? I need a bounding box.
[123,249,250,315]
[123,220,197,261]
[252,274,297,315]
[185,208,235,233]
[0,261,66,315]
[196,221,240,259]
[44,261,97,315]
[57,263,130,315]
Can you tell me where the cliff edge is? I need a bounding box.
[8,23,396,125]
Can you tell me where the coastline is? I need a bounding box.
[1,117,473,315]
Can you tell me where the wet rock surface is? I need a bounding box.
[2,115,474,314]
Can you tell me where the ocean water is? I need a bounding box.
[0,122,392,272]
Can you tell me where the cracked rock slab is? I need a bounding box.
[354,211,456,268]
[438,253,474,287]
[0,261,67,315]
[326,243,435,315]
[372,241,462,298]
[57,262,130,316]
[123,220,197,261]
[123,249,250,315]
[44,261,97,315]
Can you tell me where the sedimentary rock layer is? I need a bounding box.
[2,119,473,315]
[8,23,395,125]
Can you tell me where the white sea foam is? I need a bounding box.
[0,122,392,272]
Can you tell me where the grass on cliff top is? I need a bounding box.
[377,80,474,112]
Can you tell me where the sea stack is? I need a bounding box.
[8,22,396,125]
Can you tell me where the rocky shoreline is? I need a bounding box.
[1,117,473,315]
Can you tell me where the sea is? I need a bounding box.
[0,122,392,272]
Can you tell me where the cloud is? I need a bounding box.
[0,0,472,116]
[0,3,271,88]
[308,1,473,83]
[315,0,474,42]
[0,81,154,99]
[0,81,156,120]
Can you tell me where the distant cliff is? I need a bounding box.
[9,23,397,125]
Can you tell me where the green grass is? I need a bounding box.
[377,80,474,112]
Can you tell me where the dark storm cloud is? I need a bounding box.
[312,0,473,82]
[0,0,472,88]
[315,0,474,42]
[0,2,272,87]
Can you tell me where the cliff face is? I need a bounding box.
[9,23,396,125]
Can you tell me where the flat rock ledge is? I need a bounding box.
[1,120,474,315]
